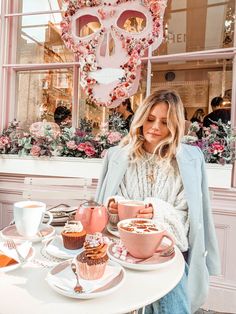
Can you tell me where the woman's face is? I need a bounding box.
[142,102,170,153]
[115,103,126,115]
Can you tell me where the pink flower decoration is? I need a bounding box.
[30,145,41,157]
[107,131,122,144]
[77,143,87,151]
[114,86,128,99]
[85,145,96,157]
[66,141,77,150]
[0,136,10,149]
[211,142,224,153]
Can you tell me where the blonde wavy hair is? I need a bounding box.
[120,90,185,163]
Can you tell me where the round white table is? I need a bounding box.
[0,233,185,314]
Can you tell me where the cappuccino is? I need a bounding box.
[120,219,158,234]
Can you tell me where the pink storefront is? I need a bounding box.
[0,1,236,313]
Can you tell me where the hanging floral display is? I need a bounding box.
[61,0,167,107]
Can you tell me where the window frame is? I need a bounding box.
[0,0,235,186]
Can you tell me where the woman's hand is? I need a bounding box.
[137,205,153,219]
[108,199,118,214]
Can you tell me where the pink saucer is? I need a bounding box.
[108,242,176,271]
[0,225,55,243]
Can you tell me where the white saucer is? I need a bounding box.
[108,243,176,271]
[106,224,119,238]
[46,259,125,299]
[0,225,55,243]
[45,236,83,259]
[0,241,35,272]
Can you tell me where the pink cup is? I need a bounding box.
[118,200,146,221]
[118,218,175,259]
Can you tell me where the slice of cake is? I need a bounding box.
[61,220,86,250]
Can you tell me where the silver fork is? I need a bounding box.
[5,240,25,263]
[71,262,84,293]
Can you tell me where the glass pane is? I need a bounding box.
[16,68,73,128]
[12,0,66,13]
[151,59,232,120]
[155,0,235,55]
[77,68,146,134]
[15,13,74,63]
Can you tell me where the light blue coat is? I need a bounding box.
[96,144,221,313]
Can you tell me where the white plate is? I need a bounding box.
[106,224,119,238]
[0,242,35,273]
[46,259,125,299]
[45,236,83,259]
[0,225,55,243]
[108,243,176,271]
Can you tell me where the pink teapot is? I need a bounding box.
[75,201,108,234]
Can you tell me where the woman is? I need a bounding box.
[96,90,220,313]
[115,98,134,132]
[190,108,205,123]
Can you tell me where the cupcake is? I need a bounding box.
[76,233,110,280]
[61,220,86,250]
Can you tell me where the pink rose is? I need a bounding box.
[107,131,122,144]
[66,141,77,150]
[114,86,128,99]
[211,142,224,153]
[85,145,96,157]
[30,145,41,157]
[0,136,10,149]
[77,143,87,151]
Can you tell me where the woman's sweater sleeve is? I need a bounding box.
[145,187,189,252]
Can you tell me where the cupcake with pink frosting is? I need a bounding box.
[76,233,110,280]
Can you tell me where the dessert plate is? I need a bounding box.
[108,243,176,271]
[0,241,35,272]
[45,235,83,259]
[0,225,55,243]
[106,224,119,238]
[46,259,125,299]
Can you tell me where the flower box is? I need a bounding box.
[0,155,233,189]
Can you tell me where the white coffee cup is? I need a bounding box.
[13,201,53,237]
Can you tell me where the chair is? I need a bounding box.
[22,177,95,204]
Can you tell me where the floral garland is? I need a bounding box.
[1,119,235,164]
[0,115,127,159]
[61,0,167,107]
[182,120,236,165]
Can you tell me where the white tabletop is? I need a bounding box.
[0,233,185,314]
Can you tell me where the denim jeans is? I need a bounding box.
[139,264,190,314]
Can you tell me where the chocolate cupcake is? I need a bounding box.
[76,233,110,280]
[61,220,86,250]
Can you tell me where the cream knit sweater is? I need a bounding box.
[114,155,189,252]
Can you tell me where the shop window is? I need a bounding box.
[16,13,74,64]
[15,69,73,128]
[154,0,235,56]
[151,59,232,121]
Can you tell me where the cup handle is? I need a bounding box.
[155,231,175,254]
[43,211,53,225]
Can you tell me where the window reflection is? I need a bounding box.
[151,59,232,120]
[16,69,73,128]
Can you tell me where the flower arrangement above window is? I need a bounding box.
[182,121,236,165]
[0,115,127,159]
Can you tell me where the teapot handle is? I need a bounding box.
[79,200,101,207]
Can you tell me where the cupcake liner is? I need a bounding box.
[78,261,107,280]
[61,233,86,250]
